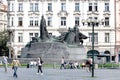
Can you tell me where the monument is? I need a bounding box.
[21,16,87,61]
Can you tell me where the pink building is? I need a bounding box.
[115,0,120,62]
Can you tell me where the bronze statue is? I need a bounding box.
[56,25,87,45]
[40,15,49,41]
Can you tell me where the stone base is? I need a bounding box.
[21,42,69,59]
[21,42,87,60]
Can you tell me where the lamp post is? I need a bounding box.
[82,18,104,77]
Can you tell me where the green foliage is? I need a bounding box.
[98,63,119,68]
[0,31,9,56]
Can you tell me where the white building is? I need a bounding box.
[0,1,7,31]
[7,0,115,62]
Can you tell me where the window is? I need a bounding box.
[29,33,38,41]
[30,3,34,11]
[88,3,97,11]
[30,3,39,11]
[48,3,52,11]
[105,17,109,26]
[29,17,39,26]
[18,33,23,42]
[61,17,66,26]
[35,17,39,26]
[8,3,14,11]
[105,3,109,11]
[61,3,66,11]
[11,17,14,26]
[94,17,99,26]
[48,17,52,26]
[35,33,39,37]
[89,33,98,43]
[75,3,79,11]
[12,3,14,11]
[105,33,109,43]
[29,33,33,41]
[18,17,23,26]
[89,3,92,11]
[30,17,33,26]
[94,3,97,11]
[35,3,38,11]
[18,3,23,11]
[75,17,79,26]
[8,3,10,11]
[94,33,98,43]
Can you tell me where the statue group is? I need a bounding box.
[56,25,87,45]
[21,16,87,61]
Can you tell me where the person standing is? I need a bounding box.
[36,57,43,75]
[11,58,21,78]
[2,56,8,72]
[60,56,66,69]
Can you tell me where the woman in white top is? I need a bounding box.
[36,57,43,75]
[11,59,21,78]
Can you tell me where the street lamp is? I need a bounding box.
[82,18,104,77]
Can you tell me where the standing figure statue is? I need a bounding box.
[40,15,49,41]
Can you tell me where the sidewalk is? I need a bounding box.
[0,67,120,80]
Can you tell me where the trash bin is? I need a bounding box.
[27,63,29,68]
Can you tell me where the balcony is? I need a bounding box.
[17,11,24,16]
[87,11,99,15]
[8,11,15,16]
[103,11,110,15]
[57,11,69,17]
[28,11,40,16]
[73,11,81,15]
[46,11,53,15]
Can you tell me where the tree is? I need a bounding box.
[0,30,9,56]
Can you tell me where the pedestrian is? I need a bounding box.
[81,62,86,69]
[88,57,92,72]
[36,57,43,75]
[11,58,21,78]
[60,56,66,69]
[85,58,92,72]
[74,61,79,69]
[2,56,8,72]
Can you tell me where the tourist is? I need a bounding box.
[11,58,21,78]
[36,57,43,75]
[74,61,79,69]
[81,62,86,69]
[2,56,8,72]
[85,58,92,72]
[60,56,66,69]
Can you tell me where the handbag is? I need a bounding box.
[12,66,14,69]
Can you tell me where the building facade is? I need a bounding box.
[115,0,120,62]
[7,0,116,61]
[0,1,7,31]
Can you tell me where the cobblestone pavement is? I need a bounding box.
[0,67,120,80]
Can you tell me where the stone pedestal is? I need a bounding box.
[21,42,87,61]
[68,46,87,60]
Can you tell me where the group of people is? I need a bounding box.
[1,56,21,77]
[60,56,93,72]
[60,57,80,69]
[1,56,44,78]
[1,55,92,78]
[81,58,92,72]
